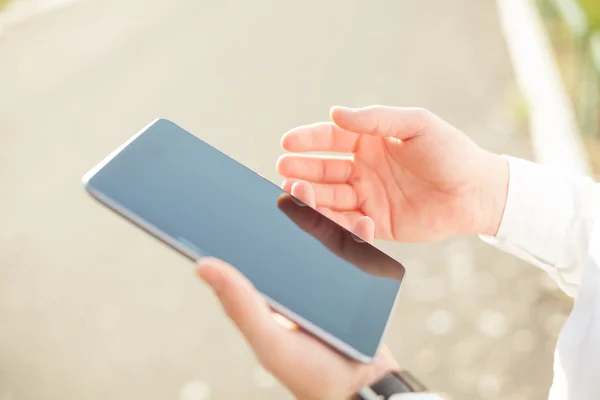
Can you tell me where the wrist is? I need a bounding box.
[346,367,397,399]
[340,348,399,400]
[478,152,509,237]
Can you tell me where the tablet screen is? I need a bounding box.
[85,119,404,360]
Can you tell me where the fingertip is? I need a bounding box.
[197,256,223,268]
[330,105,352,117]
[331,105,364,133]
[280,130,293,151]
[196,257,213,275]
[275,154,288,176]
[195,264,215,282]
[353,216,376,243]
[290,180,315,208]
[276,154,303,179]
[330,105,351,123]
[196,258,226,289]
[196,257,234,276]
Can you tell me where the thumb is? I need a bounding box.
[330,105,432,140]
[196,257,282,355]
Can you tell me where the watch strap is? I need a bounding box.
[357,370,427,400]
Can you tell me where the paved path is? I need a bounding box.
[0,1,570,399]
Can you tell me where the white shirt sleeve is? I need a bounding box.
[481,156,600,296]
[481,156,600,399]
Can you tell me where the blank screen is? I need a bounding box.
[86,119,404,358]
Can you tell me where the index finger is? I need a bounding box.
[281,122,359,153]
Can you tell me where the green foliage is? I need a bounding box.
[579,0,600,30]
[0,0,9,10]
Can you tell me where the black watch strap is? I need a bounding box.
[356,370,428,400]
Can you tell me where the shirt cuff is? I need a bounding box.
[482,156,575,266]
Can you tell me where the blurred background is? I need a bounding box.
[536,0,600,175]
[0,0,597,399]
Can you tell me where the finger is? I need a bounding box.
[283,179,359,211]
[316,208,365,231]
[330,105,432,140]
[352,216,375,244]
[339,212,368,232]
[315,206,338,224]
[290,180,316,208]
[277,154,352,183]
[196,257,282,353]
[281,178,297,194]
[281,122,359,153]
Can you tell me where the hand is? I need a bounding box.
[277,106,509,241]
[196,257,399,400]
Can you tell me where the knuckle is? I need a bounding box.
[321,159,329,181]
[363,105,385,135]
